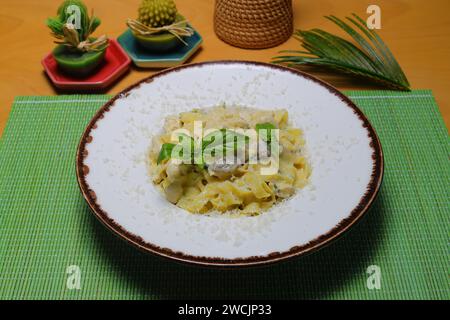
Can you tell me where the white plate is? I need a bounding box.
[77,61,383,267]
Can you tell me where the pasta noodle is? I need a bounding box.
[148,106,310,215]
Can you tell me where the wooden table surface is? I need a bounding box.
[1,0,449,137]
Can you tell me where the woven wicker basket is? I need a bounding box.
[214,0,293,49]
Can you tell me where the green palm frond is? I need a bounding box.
[272,14,410,91]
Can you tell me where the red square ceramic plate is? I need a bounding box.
[42,39,131,90]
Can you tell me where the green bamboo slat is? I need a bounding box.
[0,91,448,300]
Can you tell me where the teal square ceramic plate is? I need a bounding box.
[117,27,202,68]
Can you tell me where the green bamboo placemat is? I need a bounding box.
[0,90,448,300]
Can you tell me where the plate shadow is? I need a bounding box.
[86,187,387,299]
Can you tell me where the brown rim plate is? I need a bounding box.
[76,61,383,267]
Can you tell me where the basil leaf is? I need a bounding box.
[196,163,206,171]
[176,133,195,153]
[202,129,248,157]
[161,129,250,167]
[256,123,276,142]
[157,143,176,164]
[223,130,248,152]
[256,123,276,131]
[202,130,222,150]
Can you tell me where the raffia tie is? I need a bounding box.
[126,19,194,46]
[55,23,109,52]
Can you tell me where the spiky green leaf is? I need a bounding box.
[272,14,410,91]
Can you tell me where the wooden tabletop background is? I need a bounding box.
[1,0,449,137]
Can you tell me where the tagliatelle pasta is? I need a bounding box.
[148,106,311,215]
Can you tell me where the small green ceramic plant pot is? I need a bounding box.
[52,45,106,77]
[132,14,187,53]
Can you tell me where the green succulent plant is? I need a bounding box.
[46,0,106,52]
[138,0,178,28]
